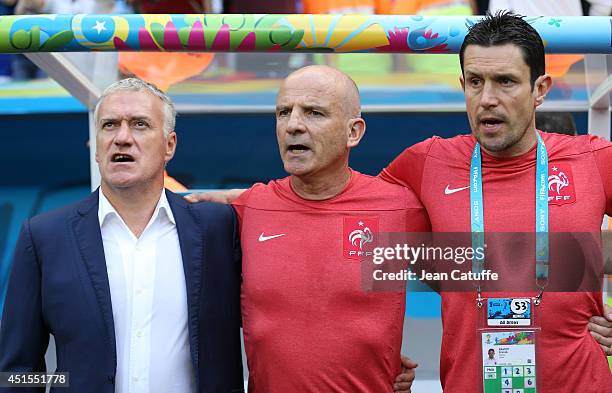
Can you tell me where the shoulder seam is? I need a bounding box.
[418,137,437,201]
[590,139,612,153]
[232,205,427,213]
[24,218,42,270]
[589,142,611,203]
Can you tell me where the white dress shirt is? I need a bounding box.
[99,190,195,393]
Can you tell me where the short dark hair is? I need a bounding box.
[459,11,546,87]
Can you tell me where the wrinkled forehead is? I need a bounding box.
[276,77,339,108]
[463,44,528,73]
[98,90,160,116]
[276,91,335,110]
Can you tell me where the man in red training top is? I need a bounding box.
[380,11,612,393]
[188,14,612,391]
[233,65,429,392]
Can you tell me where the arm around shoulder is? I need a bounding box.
[379,137,436,196]
[184,189,247,204]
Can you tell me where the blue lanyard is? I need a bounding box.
[470,133,549,304]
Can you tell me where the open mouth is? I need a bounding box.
[111,153,135,163]
[287,144,311,154]
[480,117,504,129]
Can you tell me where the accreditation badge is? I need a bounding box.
[478,298,540,393]
[487,298,531,327]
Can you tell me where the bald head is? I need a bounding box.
[281,65,361,119]
[274,65,367,198]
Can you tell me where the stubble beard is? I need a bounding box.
[476,121,531,156]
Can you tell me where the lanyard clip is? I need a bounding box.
[476,287,483,308]
[534,276,548,306]
[534,289,544,306]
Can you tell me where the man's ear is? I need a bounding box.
[165,131,177,163]
[533,74,552,107]
[459,74,465,91]
[347,118,366,148]
[94,134,100,165]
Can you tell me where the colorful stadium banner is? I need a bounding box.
[0,14,610,54]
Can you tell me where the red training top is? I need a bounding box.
[380,131,612,393]
[234,170,430,393]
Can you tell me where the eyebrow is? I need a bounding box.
[465,70,520,80]
[99,115,153,124]
[275,103,328,112]
[302,104,327,111]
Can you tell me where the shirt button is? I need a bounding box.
[135,289,143,295]
[133,376,139,382]
[136,330,143,338]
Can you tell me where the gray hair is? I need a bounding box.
[94,78,176,136]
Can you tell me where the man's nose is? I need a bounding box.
[286,110,305,134]
[114,121,134,145]
[480,83,499,108]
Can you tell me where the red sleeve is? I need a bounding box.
[405,206,432,233]
[590,136,612,216]
[378,137,436,198]
[231,187,255,233]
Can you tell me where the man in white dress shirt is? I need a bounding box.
[0,79,244,393]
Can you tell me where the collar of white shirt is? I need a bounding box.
[98,188,176,233]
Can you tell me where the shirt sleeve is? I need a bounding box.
[405,206,432,233]
[590,136,612,216]
[231,187,254,233]
[378,137,436,198]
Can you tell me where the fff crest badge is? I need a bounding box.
[548,163,576,205]
[343,217,378,260]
